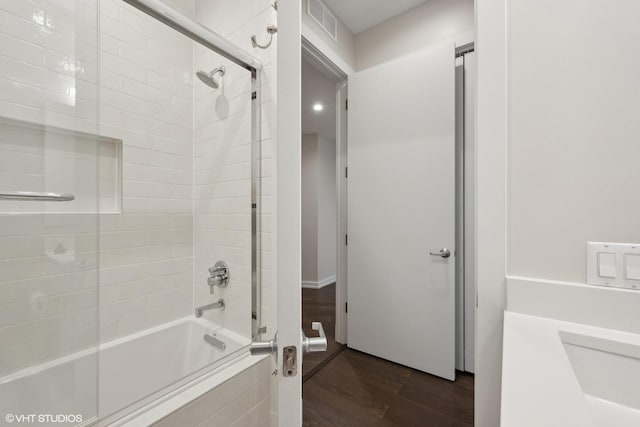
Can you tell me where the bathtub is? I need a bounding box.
[0,317,250,425]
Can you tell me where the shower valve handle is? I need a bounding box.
[207,274,227,285]
[207,261,230,293]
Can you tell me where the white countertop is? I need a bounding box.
[501,311,640,427]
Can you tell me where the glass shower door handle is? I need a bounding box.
[0,191,75,201]
[250,333,278,357]
[302,322,327,353]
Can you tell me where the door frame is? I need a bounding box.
[475,0,508,425]
[301,36,350,344]
[455,48,477,374]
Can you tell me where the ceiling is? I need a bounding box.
[302,58,337,138]
[322,0,429,34]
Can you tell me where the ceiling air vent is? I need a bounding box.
[307,0,337,41]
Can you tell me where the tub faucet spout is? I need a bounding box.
[195,299,225,317]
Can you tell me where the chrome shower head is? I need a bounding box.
[196,66,226,89]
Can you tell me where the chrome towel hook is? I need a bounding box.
[251,25,278,49]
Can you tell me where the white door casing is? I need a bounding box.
[463,51,476,373]
[347,41,456,380]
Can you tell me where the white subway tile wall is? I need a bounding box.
[0,1,100,133]
[97,0,195,344]
[194,0,276,341]
[152,357,272,427]
[193,1,277,425]
[0,0,101,376]
[0,118,121,215]
[0,0,198,373]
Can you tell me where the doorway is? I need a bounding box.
[299,40,477,369]
[299,33,475,426]
[300,46,348,379]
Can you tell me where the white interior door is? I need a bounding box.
[347,41,456,380]
[276,0,302,424]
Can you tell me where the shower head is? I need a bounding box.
[196,66,226,89]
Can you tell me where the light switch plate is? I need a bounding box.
[587,242,640,290]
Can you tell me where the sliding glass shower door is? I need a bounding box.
[0,0,100,423]
[0,0,265,424]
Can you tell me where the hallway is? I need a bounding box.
[303,349,474,426]
[302,285,474,426]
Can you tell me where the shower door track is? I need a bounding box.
[121,0,265,339]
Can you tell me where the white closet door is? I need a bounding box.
[347,41,456,380]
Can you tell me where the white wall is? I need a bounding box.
[355,0,474,71]
[316,134,337,283]
[302,134,319,283]
[477,0,640,425]
[302,0,473,74]
[507,0,640,282]
[301,133,336,287]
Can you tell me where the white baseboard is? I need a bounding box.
[301,276,336,289]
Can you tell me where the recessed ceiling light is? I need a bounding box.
[313,103,323,112]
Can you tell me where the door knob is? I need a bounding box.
[429,248,451,258]
[302,322,327,353]
[249,322,328,380]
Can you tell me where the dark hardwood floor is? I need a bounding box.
[302,285,474,426]
[302,283,345,379]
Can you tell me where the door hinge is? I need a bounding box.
[345,166,348,178]
[251,91,257,100]
[345,234,348,246]
[345,302,348,313]
[345,98,348,110]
